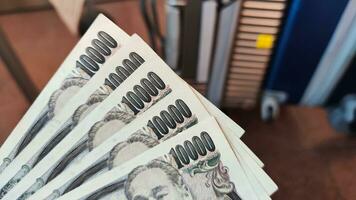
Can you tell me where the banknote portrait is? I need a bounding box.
[45,106,136,183]
[15,77,88,157]
[124,157,240,200]
[87,106,137,150]
[108,133,160,168]
[49,77,89,119]
[71,92,109,127]
[125,159,194,200]
[32,92,109,166]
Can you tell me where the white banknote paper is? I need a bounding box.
[8,55,275,200]
[28,77,276,200]
[0,23,277,200]
[57,118,260,200]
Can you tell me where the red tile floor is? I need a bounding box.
[0,2,355,199]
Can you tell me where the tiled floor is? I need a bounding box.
[227,107,356,200]
[0,2,355,199]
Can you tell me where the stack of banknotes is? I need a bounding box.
[0,15,277,200]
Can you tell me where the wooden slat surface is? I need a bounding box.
[230,68,265,75]
[231,60,268,69]
[243,1,286,10]
[239,25,279,34]
[242,9,283,18]
[226,79,262,87]
[234,47,272,56]
[223,0,287,108]
[233,54,270,62]
[228,73,265,81]
[241,17,281,26]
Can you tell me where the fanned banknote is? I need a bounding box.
[0,14,128,174]
[6,59,276,200]
[26,81,276,200]
[0,19,278,200]
[56,118,261,200]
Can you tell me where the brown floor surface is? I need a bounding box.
[0,58,29,144]
[227,106,356,200]
[0,2,355,199]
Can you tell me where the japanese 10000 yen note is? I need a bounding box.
[15,61,275,199]
[0,14,128,174]
[5,35,275,199]
[26,60,276,200]
[0,33,166,196]
[56,118,260,200]
[27,89,276,200]
[9,36,275,199]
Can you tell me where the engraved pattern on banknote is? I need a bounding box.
[39,98,199,199]
[0,165,31,198]
[33,92,109,167]
[82,132,239,200]
[87,107,136,150]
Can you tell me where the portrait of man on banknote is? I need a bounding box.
[87,107,137,150]
[108,133,160,168]
[125,159,194,200]
[15,77,88,159]
[123,157,240,200]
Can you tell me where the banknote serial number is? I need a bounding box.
[170,131,216,169]
[121,72,166,115]
[77,31,118,77]
[147,99,192,140]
